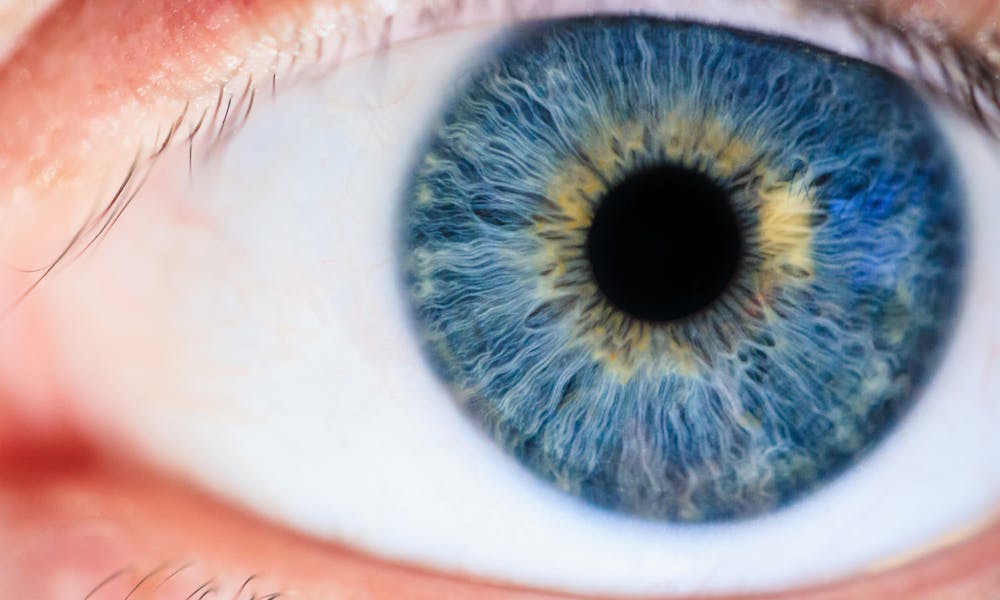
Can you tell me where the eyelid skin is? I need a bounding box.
[0,0,59,59]
[1,0,999,598]
[0,0,344,272]
[2,446,999,598]
[876,0,1000,38]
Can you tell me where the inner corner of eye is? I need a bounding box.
[400,15,968,523]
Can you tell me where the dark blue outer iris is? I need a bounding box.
[400,17,965,521]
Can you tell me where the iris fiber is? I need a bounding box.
[401,18,964,521]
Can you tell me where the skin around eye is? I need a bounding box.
[5,15,995,593]
[0,0,999,598]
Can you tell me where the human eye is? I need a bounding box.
[1,0,998,598]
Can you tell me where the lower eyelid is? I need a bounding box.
[1,451,998,599]
[1,309,998,597]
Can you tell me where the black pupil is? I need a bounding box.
[586,165,743,322]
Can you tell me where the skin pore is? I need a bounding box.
[0,0,999,597]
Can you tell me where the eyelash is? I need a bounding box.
[816,1,1000,135]
[85,563,288,599]
[15,0,1000,313]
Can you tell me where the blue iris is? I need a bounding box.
[400,17,964,521]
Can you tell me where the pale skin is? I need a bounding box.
[0,0,999,597]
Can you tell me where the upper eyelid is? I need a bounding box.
[0,0,997,299]
[0,0,996,151]
[1,0,998,163]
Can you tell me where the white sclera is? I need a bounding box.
[10,8,1000,597]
